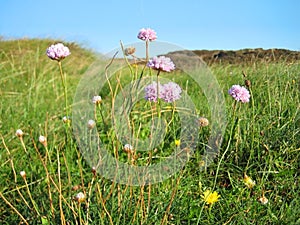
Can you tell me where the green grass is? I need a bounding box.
[0,39,299,225]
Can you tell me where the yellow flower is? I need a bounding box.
[243,174,255,189]
[201,190,220,205]
[175,139,180,147]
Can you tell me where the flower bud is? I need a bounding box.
[39,135,47,147]
[62,116,71,124]
[87,120,96,129]
[75,192,85,203]
[20,171,26,178]
[16,129,24,138]
[243,173,255,189]
[92,96,102,105]
[123,144,134,153]
[258,195,268,204]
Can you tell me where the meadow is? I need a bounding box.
[0,36,299,225]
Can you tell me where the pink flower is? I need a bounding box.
[144,81,163,102]
[228,85,250,103]
[147,56,175,72]
[137,28,157,41]
[46,43,70,61]
[160,82,182,103]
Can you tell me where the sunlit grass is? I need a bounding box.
[0,39,299,224]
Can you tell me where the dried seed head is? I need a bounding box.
[124,47,136,56]
[198,117,209,127]
[245,79,251,88]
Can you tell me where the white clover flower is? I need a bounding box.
[16,129,24,138]
[92,96,102,105]
[87,120,96,129]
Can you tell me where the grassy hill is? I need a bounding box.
[0,38,299,224]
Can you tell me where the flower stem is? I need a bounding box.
[58,61,68,117]
[213,101,238,189]
[146,40,149,62]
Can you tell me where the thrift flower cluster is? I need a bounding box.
[228,85,250,103]
[137,28,157,41]
[144,81,182,103]
[147,56,175,72]
[46,43,71,61]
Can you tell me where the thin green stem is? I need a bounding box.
[246,87,255,170]
[58,61,68,117]
[196,202,206,225]
[213,101,238,189]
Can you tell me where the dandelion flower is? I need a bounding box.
[160,82,182,103]
[243,173,255,189]
[201,190,220,205]
[87,120,96,129]
[92,96,102,105]
[228,85,250,103]
[75,192,85,203]
[46,43,70,61]
[137,28,157,42]
[144,81,163,102]
[147,56,175,72]
[198,117,209,127]
[175,140,181,147]
[20,171,26,178]
[16,129,24,138]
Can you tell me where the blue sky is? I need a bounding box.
[1,0,299,54]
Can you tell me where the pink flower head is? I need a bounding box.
[147,56,175,72]
[46,43,70,61]
[137,28,157,41]
[228,85,250,103]
[160,82,182,103]
[144,81,163,102]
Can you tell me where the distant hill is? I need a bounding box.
[166,48,300,65]
[1,38,299,65]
